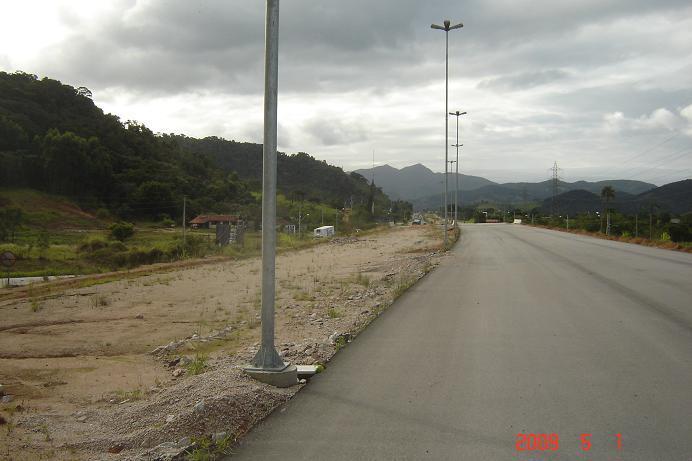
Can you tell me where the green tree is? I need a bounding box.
[40,129,90,195]
[0,115,27,150]
[132,181,174,218]
[0,207,23,242]
[36,229,50,257]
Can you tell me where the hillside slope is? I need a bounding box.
[170,135,390,209]
[0,71,394,223]
[0,188,103,229]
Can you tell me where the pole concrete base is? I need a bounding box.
[244,363,298,388]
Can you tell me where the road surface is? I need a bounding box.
[230,224,692,460]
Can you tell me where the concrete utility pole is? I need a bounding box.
[449,110,467,227]
[431,19,463,247]
[245,0,297,387]
[298,202,302,239]
[182,195,186,256]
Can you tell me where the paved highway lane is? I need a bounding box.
[230,224,692,460]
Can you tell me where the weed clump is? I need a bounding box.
[186,354,208,376]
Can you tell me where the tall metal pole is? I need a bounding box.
[449,110,466,227]
[455,123,459,227]
[432,19,463,246]
[444,29,449,245]
[252,0,284,371]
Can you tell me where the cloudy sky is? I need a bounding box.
[1,0,691,185]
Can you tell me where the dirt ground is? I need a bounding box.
[0,225,446,460]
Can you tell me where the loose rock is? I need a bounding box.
[212,432,228,442]
[193,400,205,413]
[108,443,125,454]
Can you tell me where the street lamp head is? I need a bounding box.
[431,21,463,31]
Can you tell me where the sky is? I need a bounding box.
[1,0,691,185]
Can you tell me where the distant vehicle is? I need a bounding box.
[513,219,522,224]
[313,225,335,238]
[412,218,422,225]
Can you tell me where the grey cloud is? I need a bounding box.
[477,70,569,91]
[303,117,368,146]
[33,0,692,99]
[9,0,692,184]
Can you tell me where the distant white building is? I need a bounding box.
[313,225,335,238]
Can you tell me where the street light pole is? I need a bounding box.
[449,110,467,227]
[431,19,463,247]
[245,0,297,387]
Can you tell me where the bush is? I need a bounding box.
[109,222,135,241]
[78,237,110,253]
[668,224,692,243]
[95,208,110,220]
[160,217,175,228]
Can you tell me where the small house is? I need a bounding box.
[189,214,240,229]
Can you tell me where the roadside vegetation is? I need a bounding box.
[0,188,408,279]
[464,197,692,250]
[0,70,413,280]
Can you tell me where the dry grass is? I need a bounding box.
[529,225,692,253]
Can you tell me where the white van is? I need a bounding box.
[313,225,335,238]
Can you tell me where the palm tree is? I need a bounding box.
[601,186,615,236]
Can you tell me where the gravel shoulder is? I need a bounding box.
[0,225,445,460]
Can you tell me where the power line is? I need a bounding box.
[587,131,682,181]
[625,148,692,180]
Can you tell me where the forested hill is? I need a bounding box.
[170,135,389,209]
[0,71,392,220]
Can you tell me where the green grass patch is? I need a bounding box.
[186,353,209,376]
[115,388,144,401]
[352,272,370,287]
[186,434,232,461]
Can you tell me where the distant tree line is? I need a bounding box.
[0,71,408,227]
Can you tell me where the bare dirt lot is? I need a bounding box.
[0,225,445,460]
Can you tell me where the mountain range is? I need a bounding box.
[353,164,676,211]
[539,179,692,215]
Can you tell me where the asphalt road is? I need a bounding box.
[230,224,692,460]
